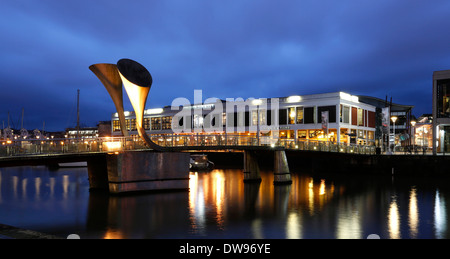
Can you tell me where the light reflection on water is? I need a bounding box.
[0,166,449,239]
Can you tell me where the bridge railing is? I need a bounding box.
[0,134,376,157]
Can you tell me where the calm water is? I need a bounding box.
[0,166,449,239]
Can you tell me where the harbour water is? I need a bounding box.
[0,165,449,239]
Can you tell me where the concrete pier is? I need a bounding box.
[273,150,292,184]
[88,151,190,194]
[243,150,262,183]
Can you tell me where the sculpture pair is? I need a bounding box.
[89,59,163,151]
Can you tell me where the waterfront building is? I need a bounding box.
[432,69,450,154]
[413,114,432,151]
[357,95,414,149]
[111,92,378,146]
[65,126,98,139]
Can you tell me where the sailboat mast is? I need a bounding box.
[77,89,80,141]
[21,108,24,129]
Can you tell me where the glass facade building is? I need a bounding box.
[433,70,450,154]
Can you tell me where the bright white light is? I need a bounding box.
[340,92,359,103]
[287,95,301,103]
[145,108,164,115]
[252,99,263,106]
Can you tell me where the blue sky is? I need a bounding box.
[1,0,450,131]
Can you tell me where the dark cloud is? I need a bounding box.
[1,0,449,131]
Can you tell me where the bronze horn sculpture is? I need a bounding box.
[90,59,164,151]
[89,63,129,137]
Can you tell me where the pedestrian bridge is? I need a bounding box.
[0,134,377,193]
[0,133,376,157]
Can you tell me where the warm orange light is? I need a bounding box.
[104,141,122,151]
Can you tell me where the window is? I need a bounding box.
[193,114,203,129]
[296,107,303,124]
[340,105,350,124]
[304,107,315,124]
[351,107,358,126]
[357,109,364,126]
[288,107,296,124]
[251,110,258,126]
[151,117,162,131]
[298,130,307,139]
[227,113,237,127]
[260,109,267,126]
[143,118,150,130]
[162,116,172,130]
[279,109,287,125]
[130,119,137,131]
[317,106,336,123]
[437,79,450,118]
[113,120,121,132]
[368,111,376,128]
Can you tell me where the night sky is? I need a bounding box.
[1,0,450,131]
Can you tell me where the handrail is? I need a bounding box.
[0,134,378,157]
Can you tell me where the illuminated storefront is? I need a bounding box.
[112,92,377,146]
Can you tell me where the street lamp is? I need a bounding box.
[252,99,263,146]
[391,116,398,153]
[411,120,416,153]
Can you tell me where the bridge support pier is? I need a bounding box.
[243,150,262,183]
[273,150,292,185]
[88,151,190,194]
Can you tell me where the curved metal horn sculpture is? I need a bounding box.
[89,63,129,137]
[116,59,164,151]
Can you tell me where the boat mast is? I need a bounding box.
[77,89,80,141]
[21,108,24,129]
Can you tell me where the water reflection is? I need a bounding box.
[409,187,419,238]
[187,170,337,238]
[388,196,401,239]
[2,167,450,239]
[434,190,447,239]
[0,166,90,235]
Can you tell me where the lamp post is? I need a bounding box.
[252,99,263,146]
[411,120,416,153]
[391,116,398,153]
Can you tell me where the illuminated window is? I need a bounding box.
[288,107,296,124]
[151,117,162,131]
[162,116,172,130]
[298,130,307,139]
[251,110,258,126]
[296,107,303,124]
[437,79,450,118]
[143,118,150,130]
[259,109,267,126]
[130,119,137,131]
[112,120,121,132]
[193,114,204,128]
[357,109,364,126]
